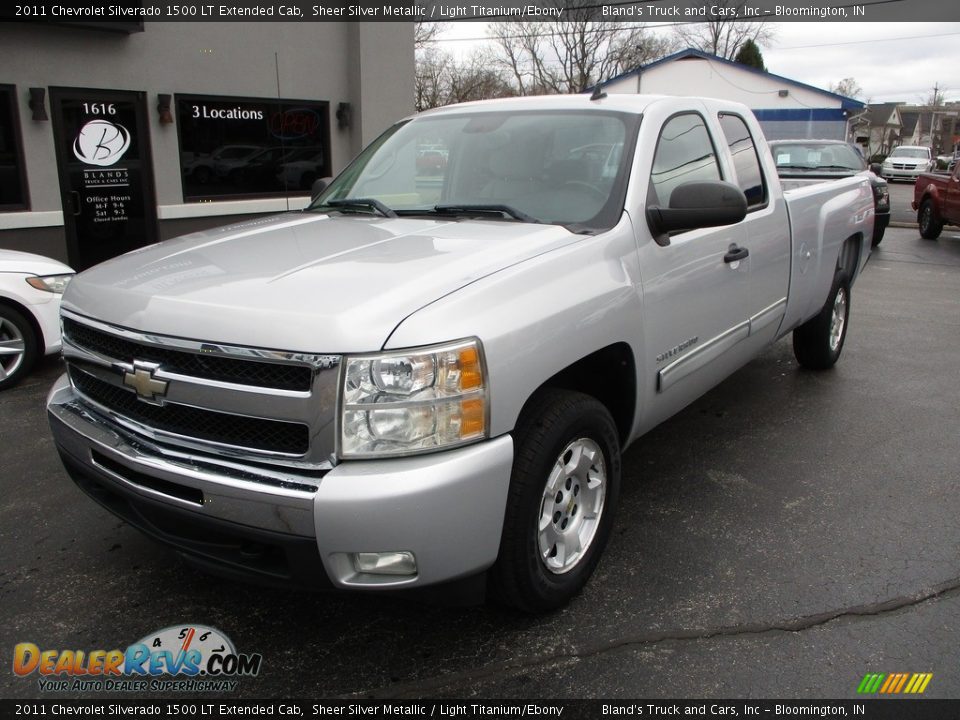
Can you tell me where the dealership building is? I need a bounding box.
[0,21,414,269]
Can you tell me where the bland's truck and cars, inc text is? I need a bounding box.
[47,95,874,612]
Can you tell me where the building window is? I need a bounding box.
[176,94,331,202]
[0,85,29,211]
[718,113,767,209]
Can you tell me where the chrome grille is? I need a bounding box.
[63,317,313,391]
[60,310,341,468]
[70,367,309,455]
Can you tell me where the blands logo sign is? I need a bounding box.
[73,119,131,167]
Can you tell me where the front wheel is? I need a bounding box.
[918,199,943,240]
[492,389,621,613]
[793,271,851,370]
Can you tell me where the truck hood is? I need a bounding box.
[63,212,581,352]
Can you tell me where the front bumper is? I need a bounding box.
[881,167,926,181]
[48,374,514,591]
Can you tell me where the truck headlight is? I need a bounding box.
[339,339,488,458]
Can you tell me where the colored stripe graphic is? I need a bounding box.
[857,672,932,694]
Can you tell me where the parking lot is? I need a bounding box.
[2,223,959,701]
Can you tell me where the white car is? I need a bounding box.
[0,249,74,390]
[881,146,933,182]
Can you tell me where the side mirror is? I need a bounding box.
[311,177,333,201]
[646,180,748,245]
[869,162,882,176]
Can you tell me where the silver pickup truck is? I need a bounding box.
[48,95,874,611]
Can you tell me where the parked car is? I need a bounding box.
[275,148,326,191]
[881,146,933,182]
[769,139,890,246]
[183,145,262,185]
[48,95,873,611]
[913,160,960,239]
[0,250,74,390]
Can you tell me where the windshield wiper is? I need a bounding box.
[432,204,538,223]
[321,198,397,218]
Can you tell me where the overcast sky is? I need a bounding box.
[434,21,959,104]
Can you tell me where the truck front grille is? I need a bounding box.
[63,317,313,391]
[70,368,310,456]
[60,311,341,466]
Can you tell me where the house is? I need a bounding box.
[597,49,866,142]
[857,103,902,159]
[898,106,959,155]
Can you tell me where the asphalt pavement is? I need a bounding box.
[1,225,958,701]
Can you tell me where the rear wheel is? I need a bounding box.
[492,389,621,613]
[918,199,943,240]
[793,271,850,370]
[0,305,38,391]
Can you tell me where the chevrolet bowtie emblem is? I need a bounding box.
[118,360,169,404]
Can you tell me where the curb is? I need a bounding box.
[889,221,918,229]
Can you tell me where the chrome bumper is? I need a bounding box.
[48,374,514,590]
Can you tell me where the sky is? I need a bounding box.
[432,21,960,105]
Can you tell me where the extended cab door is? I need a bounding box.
[714,112,790,347]
[632,106,756,430]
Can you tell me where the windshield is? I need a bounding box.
[771,143,864,171]
[311,110,637,231]
[889,147,930,159]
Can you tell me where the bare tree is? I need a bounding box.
[448,49,516,104]
[415,46,515,112]
[673,4,776,60]
[830,77,864,100]
[488,16,677,95]
[925,83,946,107]
[415,47,450,112]
[414,21,447,51]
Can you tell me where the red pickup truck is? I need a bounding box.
[914,163,960,239]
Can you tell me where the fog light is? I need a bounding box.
[353,551,417,576]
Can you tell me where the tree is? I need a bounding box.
[673,3,777,60]
[414,21,446,51]
[734,38,765,70]
[925,83,946,107]
[830,77,863,100]
[488,15,677,95]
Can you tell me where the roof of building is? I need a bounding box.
[866,102,902,127]
[598,48,866,111]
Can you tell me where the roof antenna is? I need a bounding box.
[590,84,607,101]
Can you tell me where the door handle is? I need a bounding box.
[68,191,82,216]
[724,245,749,263]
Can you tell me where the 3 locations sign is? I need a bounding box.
[176,94,331,200]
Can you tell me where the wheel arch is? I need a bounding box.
[516,342,636,448]
[0,297,45,354]
[837,233,862,282]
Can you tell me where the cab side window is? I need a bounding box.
[649,113,721,208]
[718,113,767,209]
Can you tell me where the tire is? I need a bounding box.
[0,305,39,391]
[792,271,851,370]
[492,388,621,613]
[918,199,943,240]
